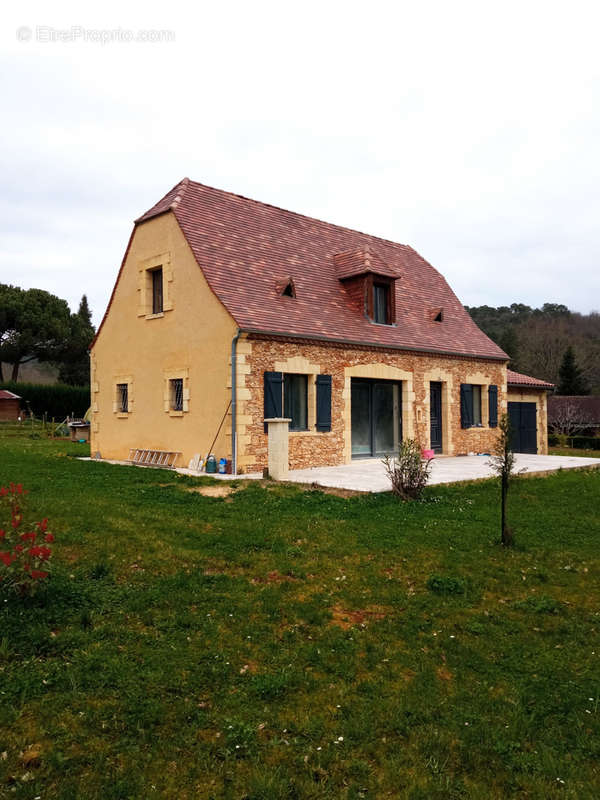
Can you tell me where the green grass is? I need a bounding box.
[1,421,600,799]
[549,446,600,459]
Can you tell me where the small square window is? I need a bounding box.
[152,267,163,314]
[117,383,128,413]
[170,378,183,411]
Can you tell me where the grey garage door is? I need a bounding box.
[508,402,537,454]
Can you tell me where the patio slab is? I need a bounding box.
[282,454,600,493]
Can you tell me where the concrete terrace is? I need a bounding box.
[164,453,600,493]
[278,454,600,493]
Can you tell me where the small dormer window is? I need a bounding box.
[276,278,296,298]
[373,283,389,324]
[433,308,443,322]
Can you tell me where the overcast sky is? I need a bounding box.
[2,0,599,326]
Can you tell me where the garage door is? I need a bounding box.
[508,402,537,454]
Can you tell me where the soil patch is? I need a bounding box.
[186,485,236,498]
[329,604,390,629]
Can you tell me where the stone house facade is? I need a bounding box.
[90,179,551,472]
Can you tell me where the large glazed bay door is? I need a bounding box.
[351,379,402,457]
[430,382,443,453]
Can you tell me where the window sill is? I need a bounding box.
[369,320,397,327]
[168,410,184,417]
[146,312,165,320]
[116,412,130,419]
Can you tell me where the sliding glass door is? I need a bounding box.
[351,379,402,457]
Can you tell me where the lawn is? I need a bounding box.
[1,423,599,799]
[548,446,600,459]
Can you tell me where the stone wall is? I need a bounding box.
[235,336,507,473]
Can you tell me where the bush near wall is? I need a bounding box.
[548,433,600,450]
[0,382,90,419]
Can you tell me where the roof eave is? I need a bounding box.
[241,327,509,362]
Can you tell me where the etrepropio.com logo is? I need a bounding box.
[16,26,176,44]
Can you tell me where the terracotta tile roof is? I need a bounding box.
[507,369,554,389]
[135,178,508,360]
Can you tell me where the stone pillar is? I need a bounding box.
[264,417,291,480]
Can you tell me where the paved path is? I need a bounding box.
[281,454,600,493]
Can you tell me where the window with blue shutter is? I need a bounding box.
[488,385,498,428]
[316,374,332,432]
[460,384,473,429]
[264,371,283,432]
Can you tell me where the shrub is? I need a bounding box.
[0,484,54,595]
[383,439,433,501]
[426,575,467,595]
[0,381,90,420]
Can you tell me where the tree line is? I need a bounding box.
[466,302,600,395]
[0,284,95,386]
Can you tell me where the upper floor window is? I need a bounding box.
[373,283,389,324]
[152,267,164,314]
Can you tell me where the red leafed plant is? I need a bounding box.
[0,483,54,595]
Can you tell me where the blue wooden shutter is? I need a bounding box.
[460,384,473,428]
[316,374,332,432]
[264,371,283,432]
[488,385,498,428]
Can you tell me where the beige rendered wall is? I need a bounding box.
[506,389,549,455]
[237,338,507,472]
[90,212,238,465]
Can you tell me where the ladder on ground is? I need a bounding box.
[128,449,181,468]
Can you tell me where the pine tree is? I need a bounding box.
[58,295,95,386]
[557,346,588,395]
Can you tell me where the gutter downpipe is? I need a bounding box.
[231,328,242,475]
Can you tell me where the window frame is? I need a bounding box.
[113,376,133,417]
[365,274,395,325]
[163,369,189,416]
[472,385,482,426]
[117,383,129,413]
[284,373,308,432]
[461,382,490,429]
[151,267,164,315]
[170,377,184,412]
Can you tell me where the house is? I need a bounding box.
[90,178,552,472]
[0,390,21,421]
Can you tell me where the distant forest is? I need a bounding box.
[465,303,600,395]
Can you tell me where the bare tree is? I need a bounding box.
[548,399,593,437]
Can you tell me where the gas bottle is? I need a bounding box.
[205,454,217,474]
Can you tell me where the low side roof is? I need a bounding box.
[507,369,554,389]
[135,178,508,360]
[0,390,21,399]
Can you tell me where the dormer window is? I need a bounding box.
[276,277,296,298]
[373,283,389,324]
[334,248,398,326]
[366,275,395,325]
[432,308,444,323]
